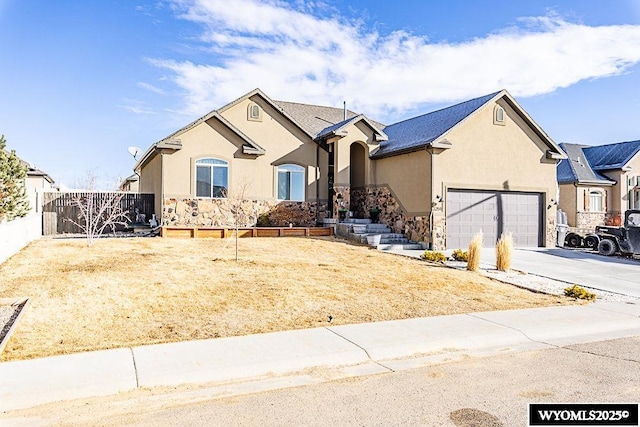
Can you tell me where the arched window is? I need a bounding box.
[494,105,505,125]
[277,164,305,201]
[247,103,262,121]
[589,190,603,212]
[196,158,228,198]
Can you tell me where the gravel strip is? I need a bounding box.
[0,304,21,345]
[446,261,640,303]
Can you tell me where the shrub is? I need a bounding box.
[420,250,447,263]
[452,249,468,262]
[256,213,271,227]
[495,232,513,271]
[467,230,483,272]
[564,285,596,301]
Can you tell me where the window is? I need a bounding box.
[589,190,603,212]
[493,105,505,125]
[277,164,305,201]
[628,176,636,209]
[247,103,262,121]
[631,189,640,210]
[196,158,228,198]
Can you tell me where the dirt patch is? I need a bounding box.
[0,236,577,361]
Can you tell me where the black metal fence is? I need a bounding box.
[42,192,155,235]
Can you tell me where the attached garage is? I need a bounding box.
[446,189,542,249]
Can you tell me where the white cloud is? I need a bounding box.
[156,0,640,121]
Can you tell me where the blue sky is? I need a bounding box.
[2,0,640,188]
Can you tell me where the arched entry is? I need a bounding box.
[349,143,367,217]
[350,143,365,188]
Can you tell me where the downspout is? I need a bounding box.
[160,151,164,227]
[428,146,435,250]
[316,143,320,224]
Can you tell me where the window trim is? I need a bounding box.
[276,163,305,201]
[194,157,229,198]
[588,190,604,213]
[493,105,505,126]
[247,102,262,122]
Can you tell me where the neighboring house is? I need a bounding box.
[10,152,56,213]
[135,88,565,249]
[557,140,640,228]
[119,174,139,192]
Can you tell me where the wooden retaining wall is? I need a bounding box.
[160,226,334,239]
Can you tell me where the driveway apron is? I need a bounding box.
[481,248,640,298]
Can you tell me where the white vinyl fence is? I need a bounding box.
[0,212,42,265]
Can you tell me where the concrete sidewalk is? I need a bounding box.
[1,302,639,412]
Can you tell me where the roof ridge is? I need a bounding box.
[274,99,360,115]
[582,139,640,150]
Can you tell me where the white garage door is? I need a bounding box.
[446,189,541,249]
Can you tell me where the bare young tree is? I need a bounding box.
[66,172,130,246]
[224,180,253,261]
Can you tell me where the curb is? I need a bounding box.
[1,303,639,412]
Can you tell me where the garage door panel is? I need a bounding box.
[447,190,541,249]
[446,190,498,249]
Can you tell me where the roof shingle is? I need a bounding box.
[582,140,640,171]
[370,91,500,158]
[557,143,615,185]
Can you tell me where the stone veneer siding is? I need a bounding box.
[351,186,433,247]
[333,185,350,217]
[162,198,329,228]
[576,211,622,229]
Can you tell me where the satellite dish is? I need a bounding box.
[127,146,141,159]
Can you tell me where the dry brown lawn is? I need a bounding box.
[0,236,576,361]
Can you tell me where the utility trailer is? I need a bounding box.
[563,227,601,250]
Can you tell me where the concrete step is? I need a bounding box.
[343,218,371,224]
[377,233,404,239]
[380,238,410,244]
[377,243,425,250]
[366,223,389,229]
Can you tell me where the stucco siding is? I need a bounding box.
[373,150,431,214]
[558,183,578,226]
[140,153,162,216]
[436,100,558,246]
[335,127,378,187]
[158,98,326,203]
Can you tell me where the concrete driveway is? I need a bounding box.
[480,248,640,298]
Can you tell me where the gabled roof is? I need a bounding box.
[4,149,55,184]
[274,100,386,139]
[370,90,566,160]
[27,167,55,184]
[135,100,268,171]
[557,143,615,185]
[582,139,640,171]
[315,114,388,142]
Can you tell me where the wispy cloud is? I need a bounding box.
[155,0,640,120]
[119,99,158,115]
[137,81,166,95]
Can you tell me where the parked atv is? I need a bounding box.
[595,210,640,256]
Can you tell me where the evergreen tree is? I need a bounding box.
[0,135,30,221]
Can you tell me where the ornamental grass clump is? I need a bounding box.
[420,250,447,263]
[452,249,469,262]
[467,231,483,272]
[496,232,513,272]
[564,284,596,301]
